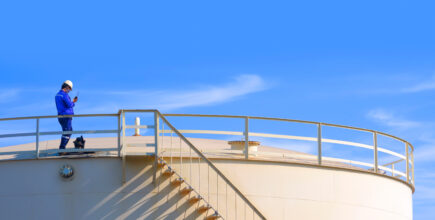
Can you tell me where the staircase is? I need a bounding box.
[120,110,266,219]
[155,157,223,219]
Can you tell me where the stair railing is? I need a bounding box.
[120,109,266,220]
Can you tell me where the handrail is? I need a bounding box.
[163,113,415,189]
[0,113,119,121]
[163,113,414,151]
[0,113,121,159]
[161,129,408,161]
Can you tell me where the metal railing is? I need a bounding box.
[0,110,415,218]
[0,114,120,158]
[163,113,415,189]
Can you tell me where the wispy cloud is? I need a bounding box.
[366,108,435,163]
[415,185,435,200]
[367,109,421,130]
[159,74,266,109]
[414,143,435,163]
[0,89,21,103]
[355,74,435,96]
[83,74,268,112]
[401,75,435,93]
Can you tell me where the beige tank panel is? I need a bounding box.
[0,153,412,220]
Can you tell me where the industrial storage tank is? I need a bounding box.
[0,109,414,220]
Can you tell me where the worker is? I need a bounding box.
[55,80,78,151]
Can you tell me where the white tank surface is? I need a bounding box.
[0,136,413,220]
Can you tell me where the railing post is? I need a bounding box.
[244,116,249,160]
[117,113,121,157]
[121,110,126,184]
[153,111,160,185]
[36,118,40,159]
[317,123,322,165]
[373,132,378,173]
[122,111,126,156]
[406,143,409,183]
[412,149,414,185]
[391,164,395,177]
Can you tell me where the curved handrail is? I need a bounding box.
[0,113,119,121]
[0,112,414,151]
[163,113,415,189]
[0,113,121,158]
[163,113,414,151]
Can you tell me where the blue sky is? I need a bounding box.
[1,0,434,218]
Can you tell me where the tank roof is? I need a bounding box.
[0,136,364,171]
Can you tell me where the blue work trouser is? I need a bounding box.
[58,117,72,149]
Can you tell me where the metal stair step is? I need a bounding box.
[205,212,221,220]
[162,168,175,177]
[179,186,194,195]
[188,195,202,204]
[197,204,212,214]
[171,178,184,186]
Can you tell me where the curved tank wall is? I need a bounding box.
[0,155,412,220]
[211,159,413,220]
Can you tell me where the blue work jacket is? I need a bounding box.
[55,90,75,115]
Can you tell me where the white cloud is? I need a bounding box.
[356,74,435,95]
[83,74,268,112]
[367,109,421,130]
[366,109,435,163]
[414,144,435,162]
[0,89,21,103]
[415,185,435,200]
[158,74,266,109]
[401,75,435,93]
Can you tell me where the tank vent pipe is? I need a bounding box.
[133,117,141,136]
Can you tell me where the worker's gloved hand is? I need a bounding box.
[73,97,78,103]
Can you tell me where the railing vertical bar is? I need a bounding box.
[198,157,201,194]
[121,110,126,184]
[122,111,126,155]
[180,137,182,177]
[217,172,219,211]
[153,112,160,185]
[36,118,40,159]
[406,143,409,183]
[412,150,415,185]
[161,122,164,153]
[170,130,173,166]
[373,132,378,173]
[117,113,121,157]
[226,183,228,219]
[244,117,249,160]
[235,193,237,220]
[392,164,395,177]
[190,144,192,185]
[317,123,322,165]
[208,165,210,203]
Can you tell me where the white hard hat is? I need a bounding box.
[63,80,73,90]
